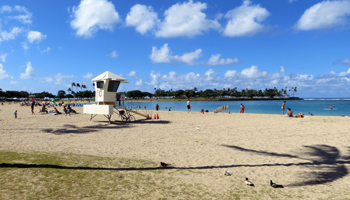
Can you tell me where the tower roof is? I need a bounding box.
[91,71,128,83]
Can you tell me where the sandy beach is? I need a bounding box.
[1,103,350,198]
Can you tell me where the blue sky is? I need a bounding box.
[1,0,350,97]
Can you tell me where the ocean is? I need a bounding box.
[125,99,350,117]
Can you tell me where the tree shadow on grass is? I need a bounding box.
[222,144,350,186]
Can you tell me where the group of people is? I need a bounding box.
[282,101,306,118]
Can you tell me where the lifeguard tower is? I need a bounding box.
[83,71,149,123]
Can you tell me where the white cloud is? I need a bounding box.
[204,54,239,66]
[224,70,237,78]
[150,44,240,66]
[127,71,137,77]
[135,79,143,86]
[150,43,171,63]
[339,68,350,76]
[172,49,202,65]
[0,64,9,79]
[150,43,202,65]
[41,47,51,54]
[109,50,118,58]
[0,27,22,41]
[0,5,32,24]
[10,81,18,84]
[27,31,47,43]
[223,0,271,37]
[241,65,264,78]
[20,62,35,79]
[156,0,220,38]
[289,0,296,3]
[82,72,93,79]
[334,58,350,66]
[295,0,350,31]
[70,0,121,38]
[0,53,8,62]
[126,4,158,34]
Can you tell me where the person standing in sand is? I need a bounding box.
[31,101,35,115]
[240,104,245,113]
[187,99,191,113]
[282,101,286,115]
[14,110,17,119]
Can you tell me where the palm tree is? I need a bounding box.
[68,88,72,94]
[82,84,87,91]
[71,82,76,93]
[76,83,80,92]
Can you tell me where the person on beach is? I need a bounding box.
[240,104,245,113]
[187,99,191,113]
[14,110,17,119]
[294,112,305,118]
[287,108,293,117]
[155,104,159,111]
[282,101,286,115]
[31,101,35,115]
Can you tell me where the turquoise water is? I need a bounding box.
[126,99,350,116]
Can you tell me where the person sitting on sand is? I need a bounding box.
[54,107,62,114]
[287,108,293,117]
[41,105,48,114]
[309,112,314,116]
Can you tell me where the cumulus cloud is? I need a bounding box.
[27,31,47,43]
[0,53,8,62]
[0,64,9,79]
[295,0,350,31]
[82,72,93,79]
[126,4,158,34]
[149,43,171,63]
[135,79,143,86]
[204,54,240,66]
[0,27,22,41]
[41,73,75,86]
[22,42,29,51]
[70,0,121,38]
[155,0,220,38]
[224,70,237,78]
[223,0,271,37]
[127,71,137,77]
[20,61,35,79]
[109,50,118,58]
[0,5,32,24]
[150,43,202,65]
[150,44,239,66]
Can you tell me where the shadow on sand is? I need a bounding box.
[41,119,171,135]
[222,144,350,186]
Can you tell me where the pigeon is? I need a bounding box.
[245,177,254,186]
[270,180,284,188]
[224,171,232,176]
[160,162,171,168]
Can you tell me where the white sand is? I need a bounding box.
[1,103,350,198]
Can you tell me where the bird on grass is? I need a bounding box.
[245,177,254,187]
[160,162,171,168]
[270,180,284,188]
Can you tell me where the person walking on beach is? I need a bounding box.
[187,99,191,113]
[240,104,245,113]
[14,110,17,119]
[282,101,286,115]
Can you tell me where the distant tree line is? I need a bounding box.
[0,86,297,100]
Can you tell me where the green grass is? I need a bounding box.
[0,151,347,199]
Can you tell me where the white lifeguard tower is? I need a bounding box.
[83,71,148,123]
